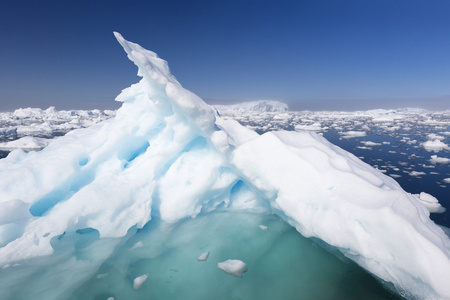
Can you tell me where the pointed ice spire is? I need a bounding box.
[113,32,217,135]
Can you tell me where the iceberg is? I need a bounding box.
[214,100,288,113]
[0,32,449,299]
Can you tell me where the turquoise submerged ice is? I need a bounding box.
[0,32,449,299]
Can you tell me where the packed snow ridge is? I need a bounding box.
[0,32,449,300]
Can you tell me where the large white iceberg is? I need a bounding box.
[0,32,449,299]
[214,100,288,113]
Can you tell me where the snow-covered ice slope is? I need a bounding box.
[0,32,449,299]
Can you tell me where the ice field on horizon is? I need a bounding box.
[0,33,450,299]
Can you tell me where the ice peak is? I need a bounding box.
[113,32,217,135]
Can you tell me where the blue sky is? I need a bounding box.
[1,0,449,111]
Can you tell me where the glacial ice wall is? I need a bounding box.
[0,32,449,299]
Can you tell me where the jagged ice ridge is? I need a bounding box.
[0,32,449,299]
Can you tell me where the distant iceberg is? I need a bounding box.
[214,100,288,112]
[0,32,449,299]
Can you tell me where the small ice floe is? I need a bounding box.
[430,155,450,164]
[443,178,450,184]
[96,273,108,279]
[415,192,446,213]
[409,171,426,177]
[340,131,366,139]
[107,297,114,300]
[427,133,445,141]
[259,225,268,231]
[197,251,210,261]
[130,241,144,250]
[133,274,148,290]
[360,141,381,146]
[421,140,449,152]
[0,136,51,151]
[294,122,322,131]
[389,174,402,178]
[218,259,247,277]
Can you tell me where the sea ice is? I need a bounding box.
[430,155,450,164]
[259,225,268,231]
[197,251,210,261]
[0,32,449,299]
[217,259,248,277]
[421,139,449,152]
[360,141,381,146]
[0,136,51,151]
[340,130,366,138]
[416,192,446,213]
[133,274,148,290]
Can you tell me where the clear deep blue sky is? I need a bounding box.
[1,0,449,111]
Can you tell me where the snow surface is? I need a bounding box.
[0,33,449,299]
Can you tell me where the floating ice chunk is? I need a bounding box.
[197,251,210,261]
[443,178,450,184]
[0,136,51,151]
[427,133,445,141]
[360,141,381,146]
[133,274,148,290]
[415,192,446,213]
[294,122,322,131]
[421,139,449,152]
[409,171,426,177]
[340,131,366,138]
[389,174,402,178]
[107,297,114,300]
[217,259,247,277]
[259,225,268,231]
[430,155,450,164]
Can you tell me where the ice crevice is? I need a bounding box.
[0,32,449,299]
